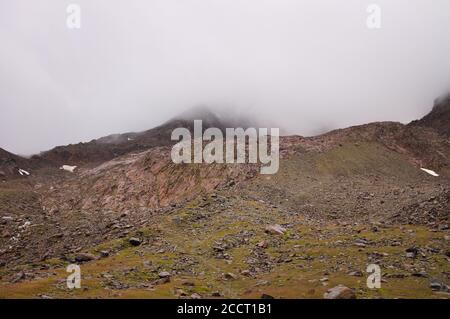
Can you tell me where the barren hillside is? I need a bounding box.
[0,103,449,299]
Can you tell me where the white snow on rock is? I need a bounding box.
[60,165,77,173]
[18,169,30,176]
[420,168,439,177]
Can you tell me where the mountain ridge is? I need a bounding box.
[410,93,450,138]
[1,99,449,179]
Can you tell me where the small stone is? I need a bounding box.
[11,271,26,283]
[348,271,363,277]
[430,280,442,291]
[260,294,275,299]
[175,288,187,296]
[191,293,201,299]
[129,237,142,246]
[182,281,195,286]
[75,253,96,262]
[256,280,269,286]
[223,272,238,280]
[100,250,110,258]
[411,271,428,278]
[324,285,356,299]
[159,277,170,284]
[265,224,287,235]
[158,271,171,278]
[405,247,418,259]
[354,238,369,247]
[257,240,269,249]
[241,270,251,276]
[1,230,11,238]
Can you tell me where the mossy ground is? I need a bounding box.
[1,194,448,299]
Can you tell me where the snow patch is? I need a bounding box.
[60,165,77,173]
[18,169,30,176]
[420,168,439,177]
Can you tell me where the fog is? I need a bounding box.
[1,0,450,155]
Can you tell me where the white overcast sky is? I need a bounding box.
[1,0,450,155]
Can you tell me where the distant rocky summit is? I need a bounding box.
[411,92,450,138]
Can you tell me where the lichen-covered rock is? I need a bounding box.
[324,285,356,299]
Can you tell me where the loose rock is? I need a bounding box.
[324,285,356,299]
[129,237,142,246]
[75,253,96,262]
[265,224,286,235]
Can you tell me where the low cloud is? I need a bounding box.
[1,0,450,155]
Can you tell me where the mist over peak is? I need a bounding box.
[412,91,450,138]
[1,1,450,155]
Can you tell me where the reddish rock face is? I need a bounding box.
[41,146,258,214]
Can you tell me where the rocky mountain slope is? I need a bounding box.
[411,93,450,138]
[0,101,449,299]
[38,107,254,167]
[0,148,35,181]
